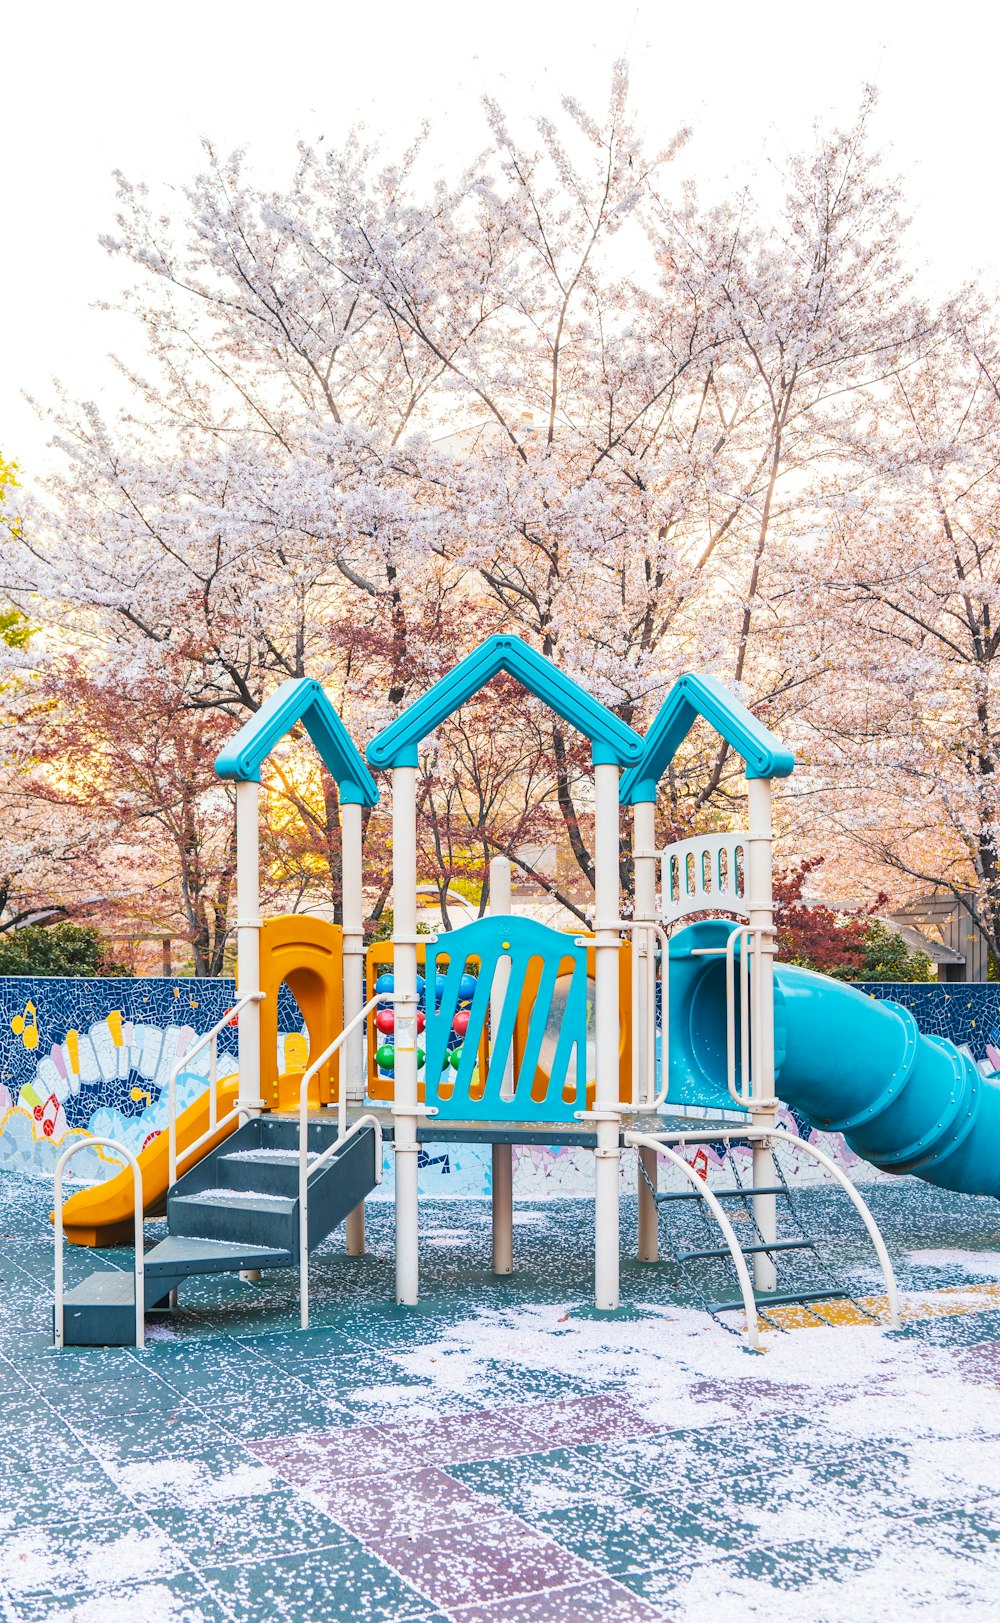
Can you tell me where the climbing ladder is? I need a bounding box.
[55,1115,380,1347]
[628,1124,900,1348]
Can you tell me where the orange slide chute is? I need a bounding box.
[58,1077,241,1248]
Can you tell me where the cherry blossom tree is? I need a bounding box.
[0,72,939,943]
[803,301,1000,964]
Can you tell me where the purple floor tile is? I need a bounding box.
[253,1408,544,1486]
[514,1394,660,1447]
[316,1465,498,1540]
[378,1514,597,1611]
[450,1575,669,1621]
[953,1342,1000,1386]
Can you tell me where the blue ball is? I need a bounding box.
[434,974,448,1003]
[458,973,477,1002]
[375,972,395,995]
[416,974,426,996]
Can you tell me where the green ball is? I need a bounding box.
[449,1047,463,1070]
[417,1046,426,1069]
[375,1044,395,1071]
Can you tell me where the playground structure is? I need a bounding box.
[54,636,1000,1348]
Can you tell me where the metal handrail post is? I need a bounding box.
[54,1138,145,1350]
[167,991,264,1187]
[298,996,393,1328]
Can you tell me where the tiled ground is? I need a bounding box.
[4,1171,1000,1619]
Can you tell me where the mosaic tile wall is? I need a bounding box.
[2,976,998,1197]
[0,976,301,1184]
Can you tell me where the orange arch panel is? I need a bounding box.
[259,915,344,1109]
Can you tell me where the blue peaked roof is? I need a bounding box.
[366,635,644,770]
[215,678,379,806]
[620,673,795,803]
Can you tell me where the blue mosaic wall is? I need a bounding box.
[0,975,302,1181]
[857,982,1000,1073]
[2,973,997,1193]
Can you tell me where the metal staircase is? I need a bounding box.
[56,1116,379,1347]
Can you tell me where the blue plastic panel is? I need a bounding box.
[423,916,589,1123]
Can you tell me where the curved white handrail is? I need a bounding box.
[168,991,265,1186]
[297,994,393,1328]
[54,1137,145,1350]
[723,924,778,1112]
[770,1129,901,1328]
[624,1130,761,1349]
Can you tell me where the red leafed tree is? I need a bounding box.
[773,858,884,978]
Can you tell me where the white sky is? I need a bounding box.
[5,0,998,481]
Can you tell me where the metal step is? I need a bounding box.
[168,1190,297,1249]
[710,1286,850,1314]
[214,1151,301,1195]
[655,1184,786,1203]
[143,1234,293,1278]
[57,1237,296,1347]
[58,1271,139,1346]
[676,1238,813,1263]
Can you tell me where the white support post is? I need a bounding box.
[633,798,659,1263]
[489,855,514,1275]
[593,761,622,1311]
[235,780,264,1115]
[235,779,264,1281]
[392,764,420,1306]
[747,774,777,1294]
[341,798,366,1257]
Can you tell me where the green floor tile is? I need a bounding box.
[200,1540,429,1621]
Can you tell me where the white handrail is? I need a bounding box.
[725,925,750,1108]
[299,1112,383,1329]
[770,1128,901,1328]
[724,925,778,1111]
[168,992,264,1186]
[618,920,671,1110]
[54,1138,145,1350]
[297,993,394,1328]
[624,1129,761,1350]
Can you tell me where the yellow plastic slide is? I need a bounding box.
[58,1077,240,1247]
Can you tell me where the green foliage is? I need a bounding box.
[0,923,128,978]
[365,908,432,945]
[0,606,30,649]
[0,457,31,648]
[853,920,934,983]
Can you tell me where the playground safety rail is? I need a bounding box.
[723,924,779,1111]
[54,1137,145,1350]
[167,991,265,1186]
[616,919,671,1109]
[297,994,391,1328]
[624,1129,760,1348]
[626,1124,901,1336]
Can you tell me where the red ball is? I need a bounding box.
[375,1009,395,1035]
[452,1009,471,1038]
[417,1010,426,1032]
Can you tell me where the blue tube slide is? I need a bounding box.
[668,921,1000,1198]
